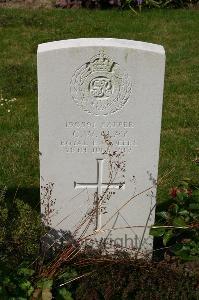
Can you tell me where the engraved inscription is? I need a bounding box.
[60,120,137,154]
[70,50,132,116]
[74,159,125,231]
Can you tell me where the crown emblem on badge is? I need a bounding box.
[71,50,132,116]
[90,51,113,73]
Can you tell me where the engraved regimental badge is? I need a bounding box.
[70,50,132,116]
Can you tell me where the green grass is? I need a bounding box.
[0,8,198,203]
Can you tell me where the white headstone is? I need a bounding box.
[38,38,165,255]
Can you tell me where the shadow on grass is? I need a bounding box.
[5,187,40,211]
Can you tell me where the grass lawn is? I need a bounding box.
[0,8,198,205]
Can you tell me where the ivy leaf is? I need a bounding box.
[191,190,199,202]
[177,192,187,202]
[156,211,170,220]
[2,276,10,285]
[18,267,35,277]
[181,178,190,187]
[56,288,74,300]
[171,243,183,253]
[173,204,179,214]
[37,279,53,290]
[178,210,189,216]
[19,279,32,291]
[172,245,193,261]
[172,216,186,227]
[18,279,34,297]
[43,280,53,290]
[189,203,199,210]
[149,227,165,237]
[163,230,173,246]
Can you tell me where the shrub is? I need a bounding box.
[150,178,199,261]
[55,0,198,10]
[0,188,43,266]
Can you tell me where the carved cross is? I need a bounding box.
[74,159,125,231]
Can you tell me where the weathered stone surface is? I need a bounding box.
[38,38,165,254]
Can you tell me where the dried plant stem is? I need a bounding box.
[58,271,94,287]
[136,203,156,258]
[100,184,155,231]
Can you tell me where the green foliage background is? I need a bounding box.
[0,8,198,299]
[0,8,198,200]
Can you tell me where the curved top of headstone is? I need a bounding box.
[38,38,165,55]
[38,37,165,253]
